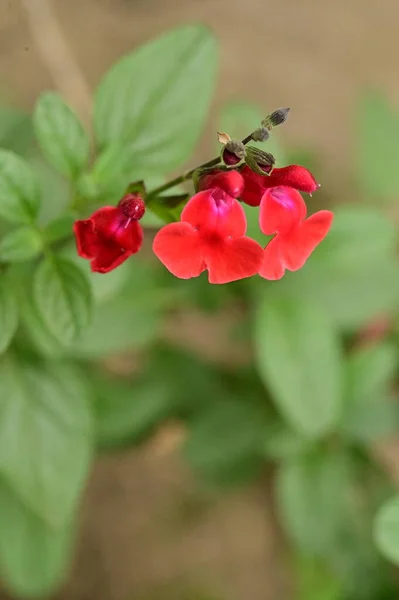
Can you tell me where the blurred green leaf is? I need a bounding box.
[0,106,33,154]
[95,377,173,449]
[374,496,399,564]
[0,482,73,598]
[217,101,287,164]
[43,213,75,244]
[255,295,342,437]
[340,343,399,442]
[265,207,399,330]
[0,150,40,224]
[184,399,266,486]
[0,358,93,526]
[94,25,218,174]
[33,92,90,179]
[33,256,92,345]
[276,452,351,555]
[71,258,164,357]
[0,227,42,262]
[261,422,311,461]
[357,90,399,199]
[295,556,342,600]
[0,275,18,354]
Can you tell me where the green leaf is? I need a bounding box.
[71,258,163,357]
[0,482,74,598]
[33,92,90,179]
[0,276,18,354]
[33,256,92,345]
[374,496,399,564]
[218,101,287,163]
[0,358,93,526]
[43,213,75,244]
[0,106,33,154]
[340,343,399,442]
[94,25,218,173]
[0,149,40,223]
[261,422,311,461]
[183,399,266,486]
[0,227,43,262]
[95,377,173,449]
[264,207,399,330]
[276,452,351,555]
[255,296,342,437]
[357,90,399,199]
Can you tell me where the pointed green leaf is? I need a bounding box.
[374,496,399,564]
[94,25,218,173]
[0,358,93,526]
[0,227,43,262]
[33,92,90,179]
[0,482,74,598]
[255,296,343,437]
[33,256,92,345]
[0,276,18,353]
[0,150,40,223]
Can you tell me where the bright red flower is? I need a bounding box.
[258,186,333,280]
[153,178,263,284]
[197,168,244,198]
[240,164,320,206]
[74,194,144,273]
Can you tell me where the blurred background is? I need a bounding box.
[1,1,399,599]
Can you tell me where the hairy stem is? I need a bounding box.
[146,131,257,200]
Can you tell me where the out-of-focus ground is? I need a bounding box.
[1,1,399,598]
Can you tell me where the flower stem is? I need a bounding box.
[146,156,221,199]
[147,130,256,200]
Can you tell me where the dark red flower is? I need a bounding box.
[74,194,144,273]
[153,178,263,284]
[258,186,333,280]
[240,164,320,206]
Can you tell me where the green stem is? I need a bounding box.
[147,156,221,199]
[147,130,257,199]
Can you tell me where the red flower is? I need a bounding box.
[74,194,145,273]
[240,164,320,206]
[197,168,244,198]
[153,171,263,284]
[258,186,333,280]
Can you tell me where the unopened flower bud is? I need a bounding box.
[245,146,275,176]
[222,140,246,166]
[262,107,290,129]
[251,127,270,143]
[118,194,145,221]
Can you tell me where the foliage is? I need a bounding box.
[0,25,398,600]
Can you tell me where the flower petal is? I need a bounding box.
[73,219,98,259]
[205,236,264,284]
[112,220,143,253]
[198,169,244,199]
[239,165,265,206]
[278,210,334,271]
[259,186,307,235]
[90,206,120,234]
[90,241,131,273]
[258,236,285,280]
[153,222,206,279]
[182,190,247,238]
[262,165,320,194]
